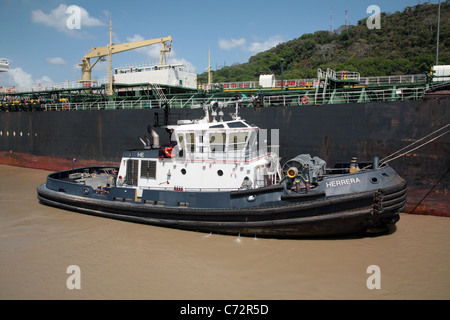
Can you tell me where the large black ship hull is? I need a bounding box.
[1,96,449,216]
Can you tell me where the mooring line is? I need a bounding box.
[379,123,450,166]
[409,167,450,214]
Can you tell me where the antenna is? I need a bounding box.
[107,20,113,96]
[207,50,211,86]
[345,9,348,29]
[436,0,441,65]
[330,7,333,32]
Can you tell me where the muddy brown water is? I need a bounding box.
[1,165,449,300]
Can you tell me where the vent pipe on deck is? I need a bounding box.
[148,125,160,148]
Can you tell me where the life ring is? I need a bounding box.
[164,147,174,158]
[301,96,309,105]
[64,104,69,110]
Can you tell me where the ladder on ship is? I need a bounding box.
[150,83,168,107]
[314,68,361,105]
[314,69,329,104]
[151,83,174,127]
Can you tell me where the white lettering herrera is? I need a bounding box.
[326,177,361,188]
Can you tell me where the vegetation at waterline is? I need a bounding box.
[198,1,450,82]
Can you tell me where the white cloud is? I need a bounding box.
[9,68,34,87]
[47,57,66,65]
[169,58,196,73]
[37,75,53,84]
[0,67,52,88]
[72,63,81,72]
[218,35,285,54]
[247,35,285,53]
[125,34,196,73]
[218,38,246,50]
[31,4,104,37]
[126,34,162,60]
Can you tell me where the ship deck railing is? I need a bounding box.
[41,96,244,111]
[0,80,100,94]
[198,73,428,91]
[317,68,361,82]
[263,86,427,106]
[1,73,430,95]
[38,85,429,111]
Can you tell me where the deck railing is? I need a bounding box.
[263,86,427,106]
[41,96,243,111]
[39,85,428,111]
[198,73,432,90]
[2,72,432,95]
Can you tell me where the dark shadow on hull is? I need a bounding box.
[38,196,399,241]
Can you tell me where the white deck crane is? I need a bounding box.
[79,21,172,95]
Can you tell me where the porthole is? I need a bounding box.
[370,177,379,184]
[181,168,186,175]
[217,170,223,176]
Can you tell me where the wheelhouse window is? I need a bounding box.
[186,132,195,153]
[141,160,157,179]
[228,131,248,151]
[178,134,185,150]
[125,159,139,186]
[209,132,226,155]
[227,121,248,128]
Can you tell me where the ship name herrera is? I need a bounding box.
[326,177,361,188]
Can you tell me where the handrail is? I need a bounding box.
[1,73,434,95]
[198,73,430,90]
[37,85,428,111]
[263,86,427,106]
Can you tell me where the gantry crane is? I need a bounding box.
[78,24,172,88]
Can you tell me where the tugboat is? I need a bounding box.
[37,97,407,238]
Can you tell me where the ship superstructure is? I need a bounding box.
[1,66,447,111]
[114,63,197,89]
[0,58,9,73]
[117,98,281,197]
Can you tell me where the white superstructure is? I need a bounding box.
[114,63,197,89]
[0,58,9,72]
[116,98,281,197]
[432,65,450,82]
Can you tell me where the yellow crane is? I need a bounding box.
[78,21,172,94]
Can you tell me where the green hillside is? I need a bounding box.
[198,1,450,83]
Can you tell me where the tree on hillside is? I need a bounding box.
[198,1,450,83]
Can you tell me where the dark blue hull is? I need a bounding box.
[37,165,406,238]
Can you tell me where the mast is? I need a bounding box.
[436,0,441,65]
[207,50,211,86]
[330,7,333,32]
[108,20,113,96]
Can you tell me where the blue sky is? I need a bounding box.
[0,0,439,88]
